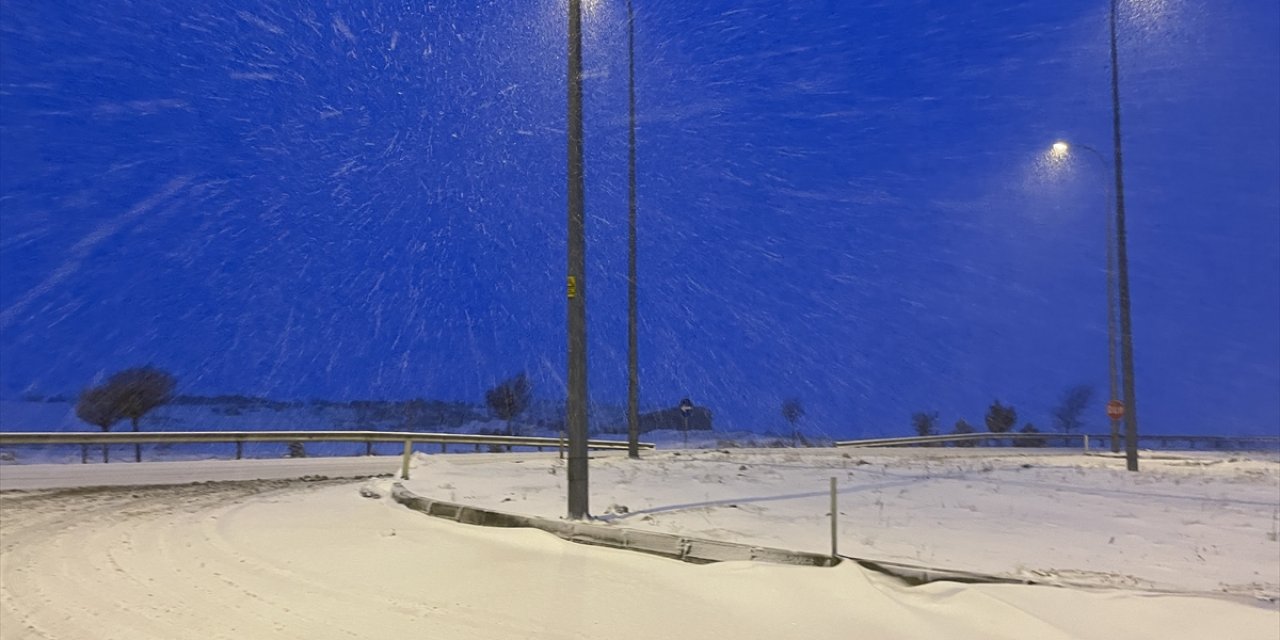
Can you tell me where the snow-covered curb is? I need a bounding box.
[388,482,838,567]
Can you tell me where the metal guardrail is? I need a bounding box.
[0,430,656,479]
[834,431,1280,450]
[0,430,654,449]
[834,432,1082,448]
[1082,433,1280,450]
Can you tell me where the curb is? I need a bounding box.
[388,483,1049,587]
[390,483,838,567]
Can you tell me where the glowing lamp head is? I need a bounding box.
[1051,141,1070,156]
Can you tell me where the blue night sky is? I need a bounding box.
[1,0,1277,437]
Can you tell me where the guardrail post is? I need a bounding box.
[81,444,88,464]
[559,433,566,460]
[1083,434,1090,453]
[401,439,413,480]
[235,440,243,460]
[365,440,373,457]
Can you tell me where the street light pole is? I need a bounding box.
[1104,178,1122,454]
[1109,0,1140,472]
[566,0,590,518]
[1056,141,1123,453]
[626,0,641,460]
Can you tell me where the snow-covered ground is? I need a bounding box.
[2,474,1276,639]
[398,448,1280,600]
[1,448,1277,638]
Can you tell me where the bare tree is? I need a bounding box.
[984,400,1017,444]
[76,385,123,463]
[951,419,977,447]
[781,398,805,447]
[911,411,939,445]
[1051,384,1094,435]
[1019,423,1046,447]
[485,373,531,438]
[911,411,939,437]
[100,367,177,462]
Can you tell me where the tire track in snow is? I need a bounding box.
[0,481,343,639]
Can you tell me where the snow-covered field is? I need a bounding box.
[398,448,1280,599]
[1,449,1277,639]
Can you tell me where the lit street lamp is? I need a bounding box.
[1056,0,1141,471]
[1050,140,1123,454]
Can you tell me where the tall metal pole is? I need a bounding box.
[566,0,590,517]
[626,0,641,460]
[1109,0,1140,471]
[1075,143,1123,454]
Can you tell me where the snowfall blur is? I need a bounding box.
[0,1,1277,639]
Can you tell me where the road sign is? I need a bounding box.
[679,398,693,417]
[1106,400,1125,420]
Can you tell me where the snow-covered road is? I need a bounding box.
[1,476,1276,639]
[0,456,401,490]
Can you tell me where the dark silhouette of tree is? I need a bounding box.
[100,367,177,462]
[1019,423,1046,447]
[781,398,805,447]
[76,385,123,463]
[911,411,939,445]
[984,400,1018,445]
[951,419,978,447]
[1051,384,1094,434]
[485,373,531,437]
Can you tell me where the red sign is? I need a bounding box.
[1106,400,1125,420]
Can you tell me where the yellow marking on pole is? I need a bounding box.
[567,276,578,299]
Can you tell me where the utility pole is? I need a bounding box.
[566,0,590,517]
[626,0,641,460]
[1109,0,1140,472]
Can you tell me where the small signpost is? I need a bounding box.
[1106,400,1125,453]
[679,398,693,448]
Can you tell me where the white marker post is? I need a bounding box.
[830,477,838,560]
